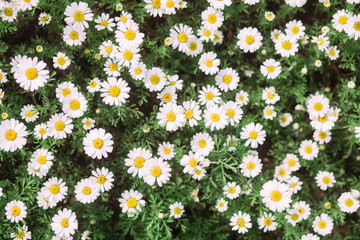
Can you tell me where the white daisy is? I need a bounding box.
[285,20,306,39]
[260,59,281,79]
[264,11,275,21]
[299,140,319,160]
[90,167,114,192]
[1,2,19,22]
[10,225,31,240]
[169,202,184,218]
[215,198,228,212]
[198,51,220,75]
[190,132,214,156]
[230,211,252,234]
[119,189,145,215]
[129,62,147,81]
[312,213,333,236]
[257,212,278,232]
[94,13,115,31]
[240,155,262,178]
[197,26,215,42]
[182,100,202,127]
[158,142,175,160]
[125,147,152,178]
[274,164,291,182]
[332,9,351,32]
[279,113,293,127]
[100,77,130,106]
[223,182,241,199]
[263,105,277,120]
[38,12,51,26]
[301,234,320,240]
[51,208,78,238]
[215,67,240,92]
[224,135,239,152]
[157,102,186,132]
[313,130,331,144]
[203,104,228,131]
[212,29,223,45]
[42,177,68,205]
[337,192,360,213]
[34,123,48,140]
[285,208,302,226]
[275,34,299,57]
[222,101,243,126]
[115,11,133,26]
[191,189,199,202]
[166,74,183,90]
[201,7,224,29]
[20,104,39,123]
[83,128,114,159]
[260,179,292,212]
[142,157,172,187]
[5,200,27,223]
[198,85,221,107]
[104,59,121,77]
[237,27,263,53]
[327,46,340,60]
[53,52,71,70]
[262,87,280,104]
[144,67,167,92]
[180,151,205,174]
[345,15,360,40]
[157,86,177,105]
[0,69,8,84]
[115,20,144,48]
[63,24,86,46]
[74,178,100,204]
[99,40,118,58]
[311,35,330,51]
[240,122,266,148]
[64,1,93,29]
[47,113,73,140]
[161,0,179,15]
[55,82,78,103]
[117,46,140,68]
[62,92,88,119]
[287,176,303,194]
[144,0,164,17]
[192,166,207,180]
[28,148,54,178]
[235,90,249,106]
[294,201,311,220]
[315,171,336,191]
[184,37,204,57]
[0,118,27,152]
[208,0,232,9]
[169,24,195,52]
[309,110,336,131]
[282,154,300,172]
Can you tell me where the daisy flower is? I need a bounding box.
[294,201,311,220]
[190,132,214,156]
[264,11,275,21]
[264,105,277,120]
[237,27,263,53]
[115,11,133,26]
[332,9,351,32]
[115,20,144,48]
[201,7,224,29]
[55,82,78,103]
[83,128,114,159]
[315,171,336,191]
[284,0,307,7]
[34,123,48,140]
[197,26,215,42]
[243,0,260,4]
[51,208,78,238]
[192,166,207,180]
[53,52,71,70]
[260,59,281,79]
[90,167,114,192]
[311,35,330,51]
[230,211,252,234]
[215,198,228,212]
[240,155,262,178]
[274,164,291,182]
[240,122,266,148]
[301,234,320,240]
[142,157,172,187]
[279,113,293,127]
[64,1,93,29]
[287,176,303,194]
[125,147,152,178]
[327,46,340,60]
[62,92,88,118]
[10,225,31,240]
[104,59,121,77]
[47,113,73,140]
[74,178,100,204]
[119,190,145,215]
[144,0,164,17]
[82,118,95,130]
[157,102,186,131]
[275,34,299,57]
[185,37,204,57]
[270,29,283,42]
[182,100,202,127]
[129,62,147,81]
[313,130,331,144]
[235,90,249,106]
[144,67,166,92]
[5,200,27,223]
[0,118,27,152]
[157,86,177,105]
[118,46,140,68]
[38,12,51,26]
[299,140,319,160]
[161,0,179,15]
[158,142,175,160]
[285,208,302,226]
[169,202,184,219]
[212,29,223,45]
[63,24,86,46]
[198,52,220,75]
[260,180,292,212]
[42,177,68,205]
[1,2,18,22]
[14,56,49,91]
[337,192,360,213]
[309,111,336,131]
[169,24,195,52]
[203,104,228,131]
[28,148,54,178]
[312,213,333,236]
[208,0,232,9]
[20,104,39,123]
[285,20,306,39]
[95,13,115,31]
[224,135,239,152]
[257,212,278,232]
[283,154,300,172]
[0,69,8,84]
[262,87,280,104]
[192,189,199,202]
[215,67,240,92]
[166,74,183,90]
[223,182,241,199]
[99,40,118,58]
[180,150,204,174]
[87,78,100,93]
[223,101,243,126]
[345,15,360,40]
[100,77,130,106]
[198,85,221,107]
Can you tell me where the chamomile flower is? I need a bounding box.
[119,190,145,215]
[208,0,232,9]
[313,130,331,144]
[311,35,330,51]
[166,74,183,90]
[337,192,360,213]
[64,2,93,29]
[315,171,336,191]
[223,182,241,199]
[81,118,94,130]
[115,20,144,48]
[87,78,100,93]
[83,128,114,159]
[294,201,311,220]
[190,132,214,156]
[275,34,299,57]
[157,102,186,131]
[5,200,27,223]
[14,56,50,92]
[185,37,204,57]
[42,177,68,205]
[169,24,195,52]
[203,104,228,131]
[299,140,319,160]
[274,165,291,182]
[74,178,100,204]
[62,92,88,118]
[264,105,277,120]
[260,59,281,79]
[240,155,262,178]
[161,0,179,15]
[285,208,302,226]
[201,7,224,29]
[279,113,293,127]
[243,0,260,4]
[224,135,239,152]
[197,26,215,42]
[144,0,164,17]
[99,40,118,58]
[53,52,71,70]
[169,202,184,219]
[215,68,240,92]
[285,20,306,39]
[198,85,221,107]
[284,0,307,7]
[198,52,220,75]
[56,82,78,103]
[287,176,303,194]
[240,122,266,148]
[191,189,199,202]
[129,62,147,80]
[345,15,360,40]
[309,110,336,131]
[95,13,115,31]
[144,67,166,92]
[262,87,280,104]
[34,123,48,140]
[158,142,175,160]
[312,213,333,236]
[63,25,86,46]
[51,208,78,238]
[237,27,263,53]
[0,69,8,84]
[270,29,283,42]
[38,12,51,26]
[116,10,133,25]
[216,198,228,212]
[222,101,243,126]
[47,113,73,139]
[90,167,114,192]
[300,35,308,44]
[230,211,252,234]
[1,2,18,22]
[235,90,249,106]
[332,9,351,32]
[28,148,54,178]
[104,59,121,77]
[180,151,205,174]
[212,29,223,45]
[301,234,320,240]
[125,147,152,178]
[118,46,140,68]
[157,86,177,105]
[264,11,275,21]
[142,157,172,187]
[258,212,278,232]
[327,46,340,60]
[0,118,27,152]
[260,180,292,212]
[283,154,300,172]
[20,104,39,122]
[100,77,130,106]
[192,166,207,180]
[182,100,202,127]
[10,225,31,240]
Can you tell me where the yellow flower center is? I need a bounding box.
[345,198,354,207]
[93,138,104,149]
[70,31,79,40]
[195,169,202,175]
[90,81,97,88]
[4,8,13,17]
[317,39,325,46]
[50,184,60,194]
[203,29,211,37]
[105,46,113,54]
[109,86,121,97]
[84,120,92,126]
[163,147,171,155]
[198,140,207,148]
[267,65,275,73]
[109,63,118,71]
[229,140,236,146]
[237,218,245,227]
[41,16,48,22]
[134,157,145,168]
[288,159,296,167]
[174,207,181,215]
[328,49,336,56]
[304,146,312,154]
[299,208,305,214]
[189,158,198,168]
[73,11,84,22]
[83,186,91,195]
[274,33,280,39]
[319,131,327,139]
[124,29,136,40]
[153,0,161,8]
[245,36,254,44]
[127,197,138,208]
[11,206,20,216]
[226,108,235,118]
[38,156,47,164]
[214,34,220,41]
[318,220,326,229]
[338,16,348,24]
[228,187,236,194]
[55,121,65,131]
[188,42,197,51]
[205,92,214,100]
[123,50,134,61]
[266,13,273,19]
[270,190,282,202]
[264,218,272,226]
[239,95,244,101]
[247,161,255,170]
[219,202,224,207]
[205,59,213,67]
[291,26,300,34]
[211,113,220,122]
[291,183,297,188]
[100,20,108,27]
[26,110,34,118]
[39,128,46,135]
[151,166,162,177]
[278,169,286,177]
[16,230,25,239]
[120,15,127,22]
[249,131,258,139]
[26,68,38,80]
[208,14,217,23]
[57,57,66,65]
[163,93,172,102]
[291,214,299,221]
[318,115,327,123]
[97,175,106,184]
[266,109,273,116]
[322,176,330,184]
[184,110,194,119]
[282,116,288,123]
[267,92,275,99]
[134,67,142,75]
[178,32,188,43]
[61,218,69,228]
[282,40,292,50]
[354,21,360,31]
[223,75,232,84]
[70,100,80,110]
[62,88,71,97]
[166,112,176,122]
[150,75,160,85]
[166,0,174,7]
